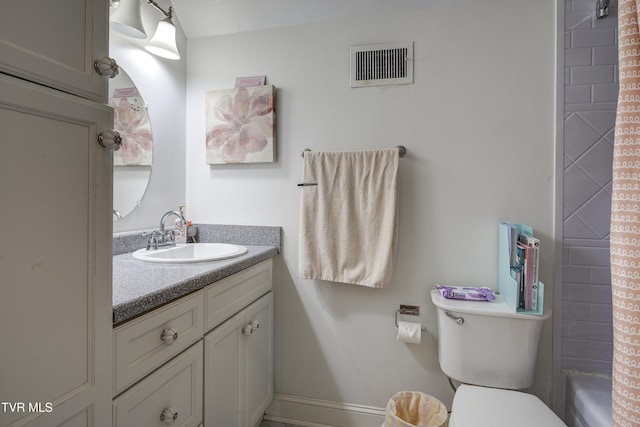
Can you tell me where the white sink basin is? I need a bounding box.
[132,243,248,263]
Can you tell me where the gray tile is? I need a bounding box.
[568,320,613,342]
[577,110,616,135]
[566,48,592,66]
[563,265,591,283]
[564,164,603,211]
[571,65,615,85]
[562,339,590,357]
[564,214,601,239]
[564,302,591,320]
[574,189,612,238]
[593,46,619,65]
[564,113,602,161]
[569,246,611,266]
[590,341,614,361]
[592,83,619,103]
[565,153,574,172]
[603,127,615,144]
[591,266,612,285]
[565,85,592,104]
[564,204,573,219]
[572,28,616,48]
[575,138,613,187]
[563,283,612,304]
[590,303,613,322]
[564,239,610,248]
[566,11,593,30]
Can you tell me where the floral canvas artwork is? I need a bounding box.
[110,87,153,166]
[205,85,275,164]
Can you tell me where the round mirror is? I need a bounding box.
[109,67,153,221]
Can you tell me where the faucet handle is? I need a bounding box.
[143,230,159,250]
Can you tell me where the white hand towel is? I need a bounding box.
[298,148,399,288]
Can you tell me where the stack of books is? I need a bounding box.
[505,225,540,311]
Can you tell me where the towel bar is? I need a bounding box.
[300,145,407,158]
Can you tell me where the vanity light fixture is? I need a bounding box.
[145,15,180,60]
[110,0,181,60]
[110,0,146,38]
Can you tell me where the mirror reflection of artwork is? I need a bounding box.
[205,85,276,164]
[110,87,153,166]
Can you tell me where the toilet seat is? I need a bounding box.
[449,385,566,427]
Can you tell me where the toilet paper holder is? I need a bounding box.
[395,305,427,331]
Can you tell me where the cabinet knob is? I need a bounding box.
[161,328,179,344]
[98,130,122,151]
[160,407,178,424]
[242,320,260,335]
[93,56,120,78]
[249,320,260,330]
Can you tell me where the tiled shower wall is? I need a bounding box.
[562,0,617,374]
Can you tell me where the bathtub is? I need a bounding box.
[565,372,612,427]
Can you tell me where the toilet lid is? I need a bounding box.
[450,385,566,427]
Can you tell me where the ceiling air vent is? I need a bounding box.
[350,42,413,88]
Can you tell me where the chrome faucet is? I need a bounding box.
[160,210,186,234]
[144,210,186,250]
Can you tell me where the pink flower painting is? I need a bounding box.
[205,85,275,164]
[109,89,153,166]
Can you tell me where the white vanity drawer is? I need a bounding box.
[114,291,204,396]
[113,340,203,427]
[204,259,272,333]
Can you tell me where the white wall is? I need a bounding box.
[111,0,187,232]
[186,0,557,413]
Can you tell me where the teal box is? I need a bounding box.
[498,222,544,315]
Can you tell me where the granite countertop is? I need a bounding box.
[112,224,280,325]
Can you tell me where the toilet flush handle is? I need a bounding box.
[444,311,464,325]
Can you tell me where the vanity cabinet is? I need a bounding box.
[112,259,273,427]
[0,2,113,425]
[204,292,273,427]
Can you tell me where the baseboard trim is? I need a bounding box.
[263,393,386,427]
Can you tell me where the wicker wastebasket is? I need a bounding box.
[383,391,448,427]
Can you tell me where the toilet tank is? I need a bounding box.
[430,289,550,390]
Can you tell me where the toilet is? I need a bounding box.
[430,289,566,427]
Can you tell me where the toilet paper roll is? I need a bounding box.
[397,320,422,344]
